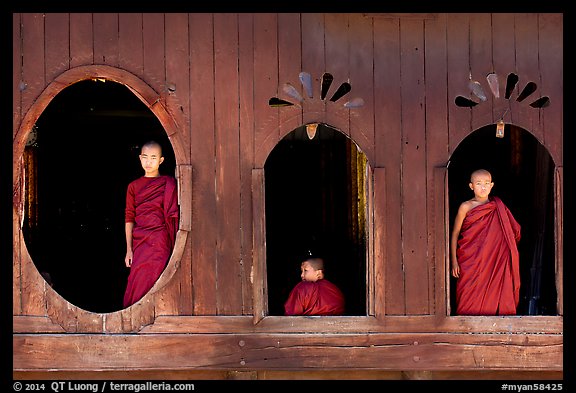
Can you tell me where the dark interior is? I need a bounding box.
[264,125,367,316]
[448,124,557,315]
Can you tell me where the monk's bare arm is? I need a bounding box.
[450,202,471,278]
[125,222,134,267]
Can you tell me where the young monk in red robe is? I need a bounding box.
[123,141,179,308]
[284,257,345,316]
[451,169,521,315]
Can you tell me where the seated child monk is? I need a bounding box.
[284,257,345,316]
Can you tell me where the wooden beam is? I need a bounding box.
[14,332,562,371]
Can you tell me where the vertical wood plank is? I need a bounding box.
[21,13,45,118]
[253,13,279,167]
[238,13,255,314]
[366,165,375,316]
[44,13,70,83]
[446,13,471,154]
[13,211,23,314]
[538,13,563,165]
[160,13,191,316]
[13,13,22,137]
[176,165,193,232]
[93,13,119,66]
[252,169,267,323]
[165,13,190,147]
[174,165,193,314]
[189,13,217,315]
[424,14,449,315]
[513,13,541,138]
[174,167,193,316]
[214,13,242,314]
[400,18,428,314]
[324,13,350,134]
[469,13,494,129]
[554,167,562,315]
[70,13,93,67]
[491,13,516,131]
[373,16,403,314]
[372,168,386,318]
[434,167,449,316]
[142,13,165,89]
[301,13,325,125]
[348,15,375,316]
[277,13,303,136]
[252,13,278,316]
[14,15,40,321]
[348,13,375,161]
[119,13,144,78]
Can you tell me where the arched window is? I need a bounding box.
[448,124,557,316]
[264,124,368,316]
[22,79,176,313]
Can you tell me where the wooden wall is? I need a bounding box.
[12,13,563,377]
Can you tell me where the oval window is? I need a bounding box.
[22,79,176,313]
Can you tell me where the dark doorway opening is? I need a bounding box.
[264,124,367,316]
[22,79,175,313]
[448,124,557,316]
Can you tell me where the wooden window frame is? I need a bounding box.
[439,165,564,319]
[251,164,386,329]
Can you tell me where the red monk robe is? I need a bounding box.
[284,279,345,316]
[123,175,179,308]
[455,196,521,315]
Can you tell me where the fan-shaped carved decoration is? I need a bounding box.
[269,71,364,109]
[455,72,550,109]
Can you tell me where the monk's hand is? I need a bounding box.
[125,251,133,268]
[451,261,460,278]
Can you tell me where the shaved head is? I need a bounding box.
[470,169,492,182]
[141,140,163,156]
[303,257,324,271]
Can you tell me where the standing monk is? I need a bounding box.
[451,169,521,315]
[284,257,345,316]
[123,141,179,308]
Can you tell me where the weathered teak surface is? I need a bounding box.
[12,13,563,378]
